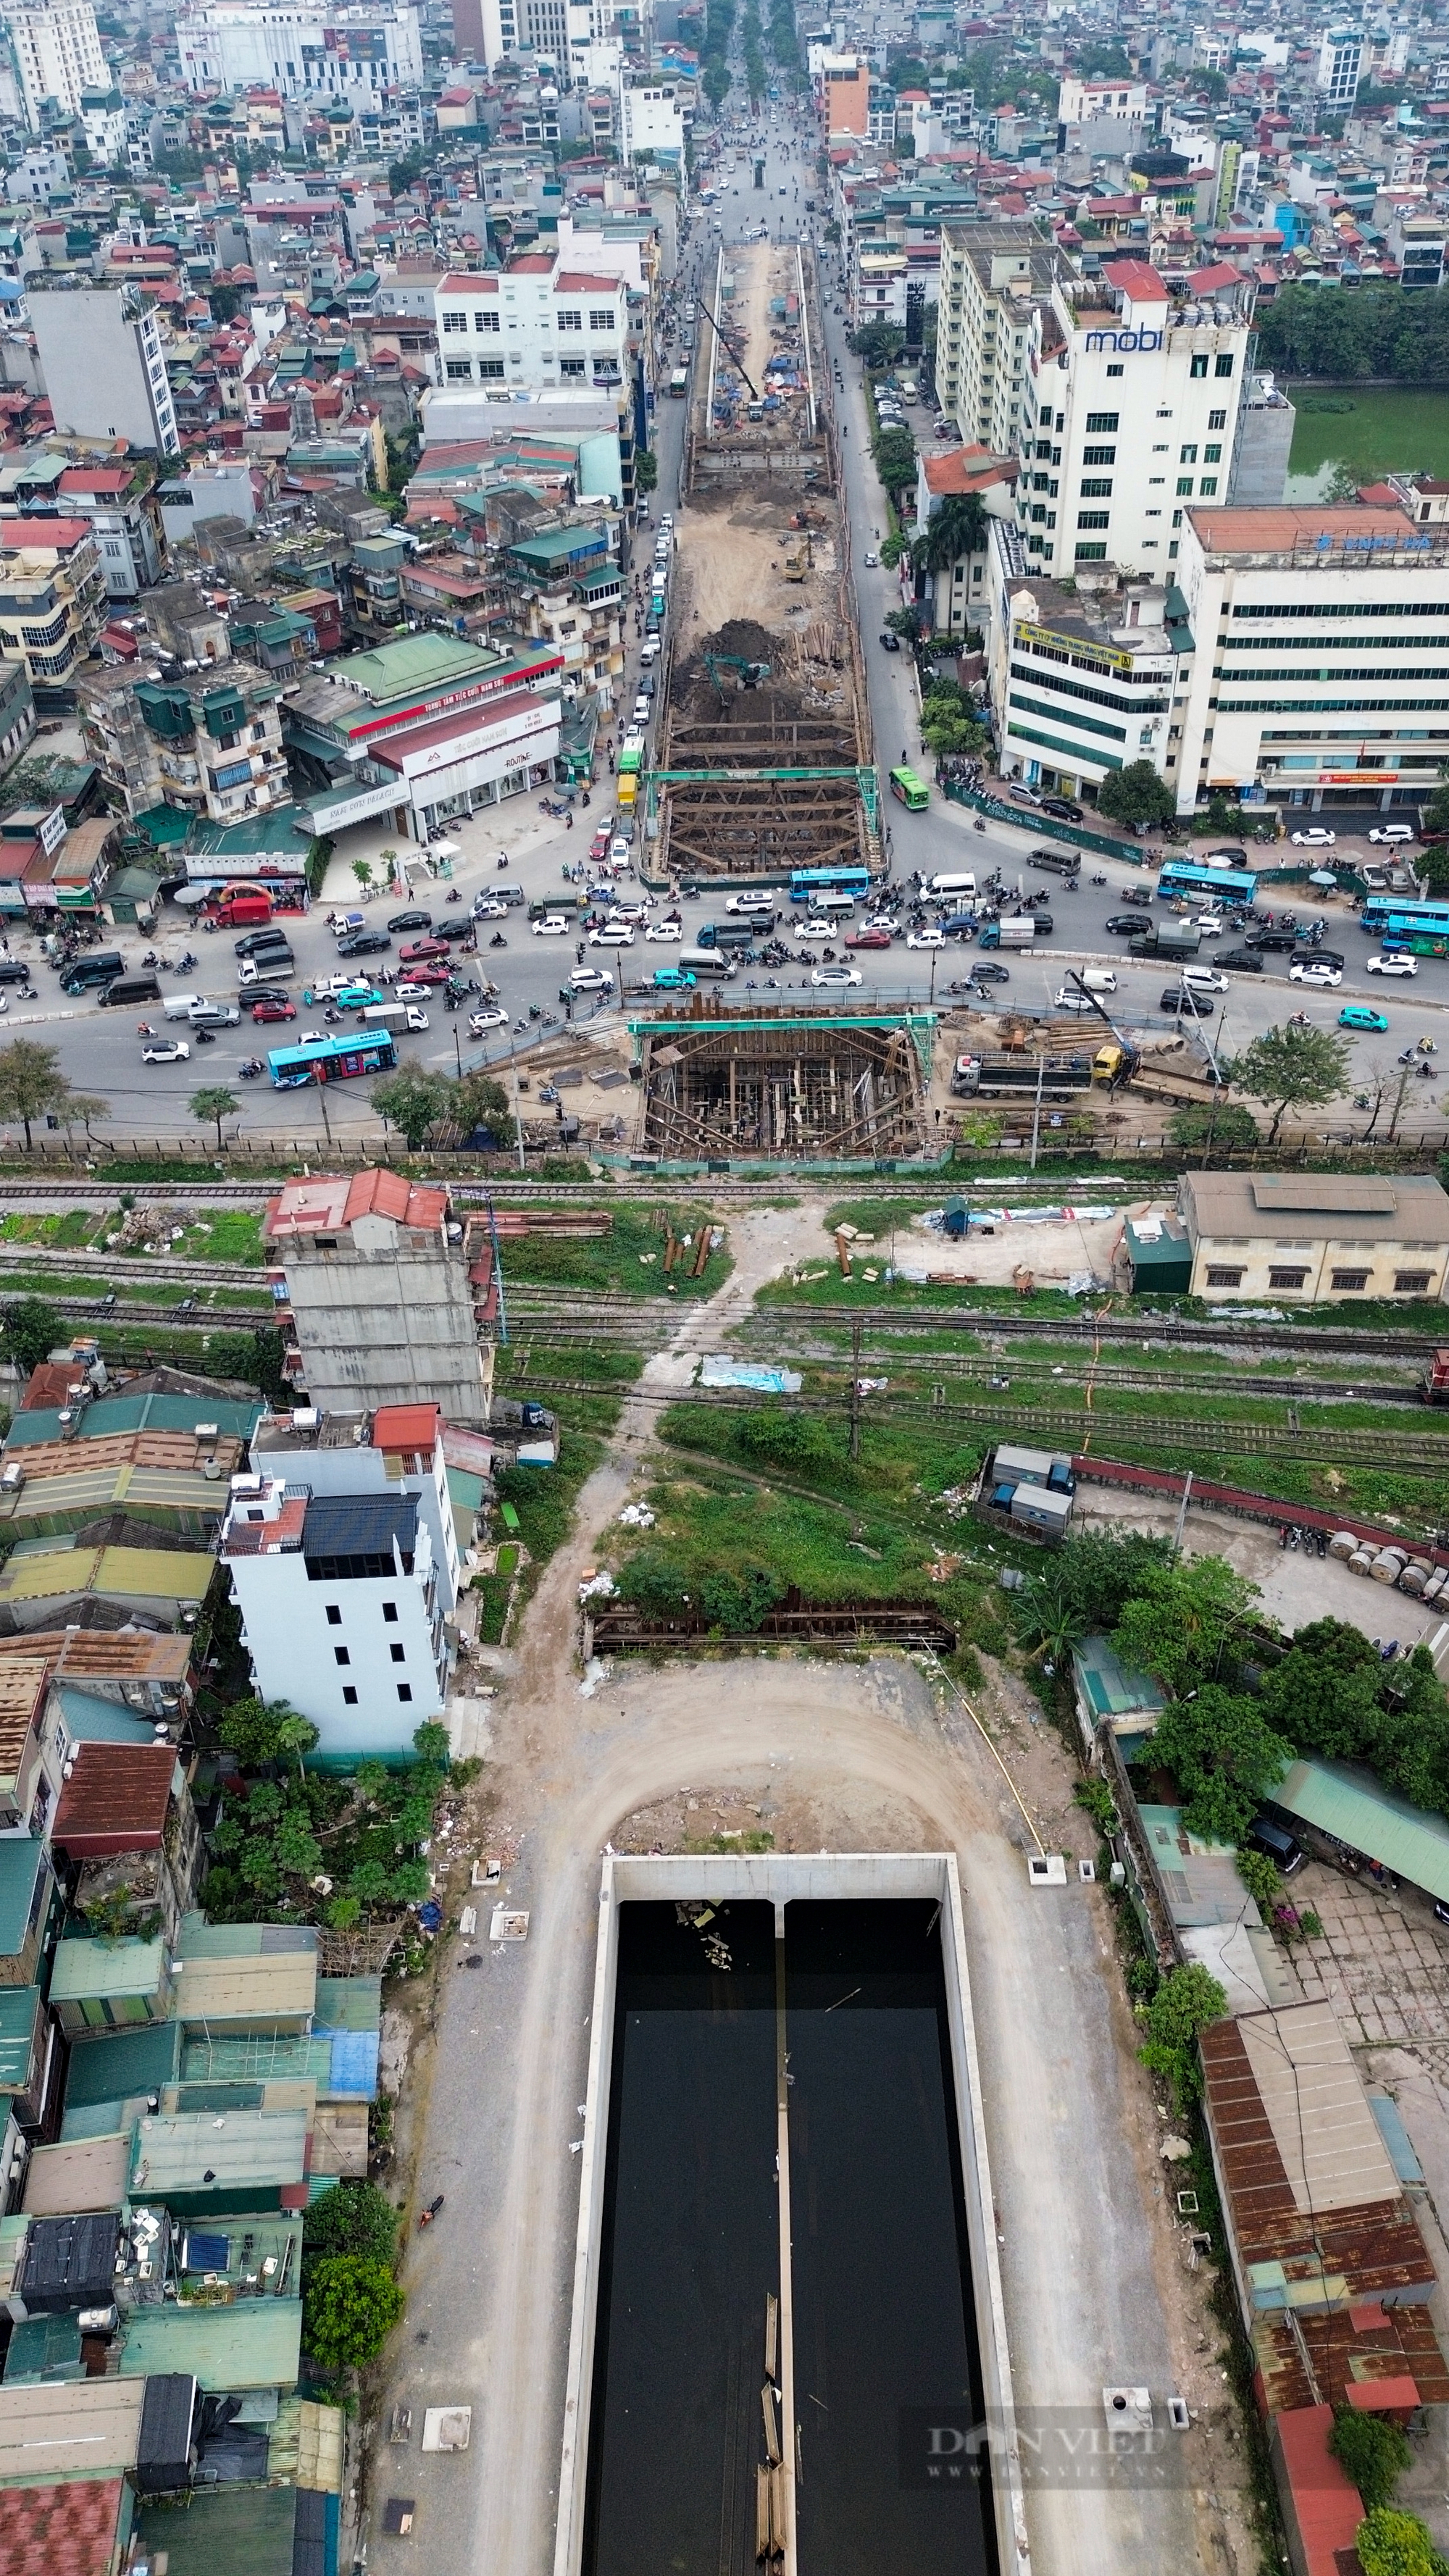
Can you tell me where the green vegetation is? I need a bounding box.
[1113,1555,1258,1700]
[1328,2399,1410,2512]
[203,1712,460,1928]
[1227,1024,1352,1142]
[501,1205,729,1299]
[1264,281,1449,389]
[189,1087,241,1153]
[1,1295,62,1372]
[1353,2506,1449,2576]
[1148,1686,1294,1844]
[1096,760,1176,829]
[0,1040,105,1153]
[301,2254,404,2372]
[301,2178,399,2272]
[1137,1962,1227,2112]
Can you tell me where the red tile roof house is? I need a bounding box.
[49,1739,202,1949]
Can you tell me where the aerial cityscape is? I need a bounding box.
[4,2,1449,2575]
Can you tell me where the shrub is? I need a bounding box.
[1235,1847,1282,1917]
[1137,1962,1226,2111]
[301,2254,404,2372]
[1329,2409,1411,2512]
[1353,2505,1449,2576]
[302,2180,400,2272]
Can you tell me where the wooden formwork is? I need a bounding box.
[639,1011,928,1158]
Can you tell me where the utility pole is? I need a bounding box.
[848,1317,863,1463]
[1030,1053,1045,1171]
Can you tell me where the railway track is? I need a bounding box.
[499,1369,1449,1472]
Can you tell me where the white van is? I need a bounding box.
[928,871,977,900]
[815,890,856,916]
[1078,967,1116,994]
[163,992,206,1021]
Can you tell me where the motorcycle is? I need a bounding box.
[418,2195,445,2230]
[974,818,986,833]
[324,1007,341,1025]
[489,932,508,949]
[446,887,462,904]
[136,1021,154,1037]
[178,951,196,972]
[1090,872,1107,886]
[194,1026,217,1044]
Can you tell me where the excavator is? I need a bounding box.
[703,652,772,696]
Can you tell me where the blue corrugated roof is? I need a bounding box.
[319,2030,378,2096]
[55,1686,161,1747]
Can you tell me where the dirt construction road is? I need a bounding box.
[380,1209,1253,2576]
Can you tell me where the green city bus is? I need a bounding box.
[888,765,930,811]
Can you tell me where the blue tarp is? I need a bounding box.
[320,2030,380,2096]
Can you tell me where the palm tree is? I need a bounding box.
[913,494,990,623]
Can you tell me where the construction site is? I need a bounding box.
[632,1003,933,1161]
[650,237,877,889]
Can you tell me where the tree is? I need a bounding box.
[275,1712,318,1778]
[452,1069,515,1148]
[1258,1618,1382,1760]
[0,1039,105,1152]
[218,1695,317,1772]
[1353,2506,1449,2576]
[372,1065,452,1149]
[302,2178,399,2270]
[1329,2408,1411,2514]
[1097,761,1175,830]
[1137,1962,1226,2110]
[1,1295,62,1373]
[209,281,243,324]
[189,1085,239,1152]
[1148,1684,1294,1844]
[388,155,422,197]
[872,425,918,498]
[634,448,659,494]
[351,856,373,895]
[1227,1022,1351,1143]
[301,2254,404,2372]
[1113,1555,1259,1698]
[1166,1100,1259,1155]
[914,493,990,582]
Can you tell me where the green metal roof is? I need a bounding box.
[6,1391,264,1448]
[314,1975,380,2032]
[338,630,499,703]
[1270,1757,1449,1902]
[0,1987,40,2095]
[119,2298,304,2393]
[506,522,609,568]
[1071,1632,1167,1722]
[0,1840,46,1961]
[135,2485,298,2576]
[133,803,194,848]
[178,1915,317,1962]
[49,1933,166,2007]
[65,2017,180,2110]
[130,2107,308,2197]
[54,1688,161,1747]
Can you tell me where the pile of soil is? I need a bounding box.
[669,618,795,722]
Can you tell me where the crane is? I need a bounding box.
[696,298,761,401]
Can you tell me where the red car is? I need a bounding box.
[400,937,449,963]
[251,998,297,1021]
[845,927,893,950]
[588,829,611,861]
[404,962,452,986]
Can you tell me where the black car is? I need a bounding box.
[336,929,393,957]
[434,916,479,942]
[879,630,901,653]
[235,927,291,956]
[388,908,433,932]
[1106,913,1150,934]
[1217,947,1264,973]
[1246,926,1301,952]
[0,958,30,983]
[942,912,977,939]
[1040,795,1083,822]
[1161,987,1216,1016]
[241,984,293,1007]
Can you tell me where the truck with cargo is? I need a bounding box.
[978,917,1045,950]
[362,1001,430,1034]
[1127,921,1202,960]
[203,888,274,928]
[951,1051,1099,1098]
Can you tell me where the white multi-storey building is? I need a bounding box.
[935,222,1062,460]
[1316,27,1364,106]
[28,285,180,455]
[1016,257,1252,582]
[434,254,625,393]
[176,0,423,100]
[6,0,105,130]
[1173,503,1449,819]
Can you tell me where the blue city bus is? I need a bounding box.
[788,865,872,904]
[1361,897,1449,938]
[1157,860,1258,911]
[268,1031,398,1089]
[1378,908,1449,957]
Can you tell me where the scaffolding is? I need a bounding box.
[636,1008,930,1158]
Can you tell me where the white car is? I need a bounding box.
[1195,913,1225,937]
[469,1008,508,1035]
[393,980,433,1002]
[798,918,836,940]
[531,914,569,935]
[862,550,879,568]
[569,966,613,992]
[589,922,635,946]
[609,836,632,866]
[864,914,901,936]
[811,964,863,988]
[659,513,674,532]
[644,920,682,942]
[1368,825,1416,845]
[141,1040,188,1063]
[1290,827,1337,846]
[1181,967,1229,995]
[1052,990,1098,1013]
[640,637,661,664]
[472,896,508,920]
[1288,960,1342,987]
[1366,952,1417,976]
[907,927,944,949]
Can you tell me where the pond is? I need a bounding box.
[1285,384,1449,499]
